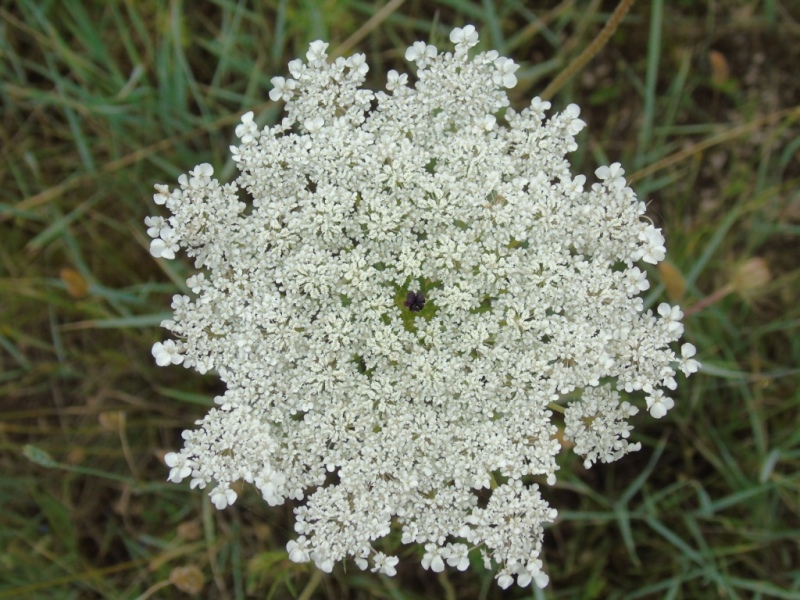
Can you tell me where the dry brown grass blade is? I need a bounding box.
[629,104,800,183]
[6,106,268,221]
[540,0,637,101]
[328,0,408,61]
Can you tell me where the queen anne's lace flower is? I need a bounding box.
[147,26,699,589]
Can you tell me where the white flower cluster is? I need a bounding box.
[148,25,699,589]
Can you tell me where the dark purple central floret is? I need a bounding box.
[404,290,426,312]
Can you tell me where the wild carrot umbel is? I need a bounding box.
[147,25,699,589]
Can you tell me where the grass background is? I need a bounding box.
[2,0,799,598]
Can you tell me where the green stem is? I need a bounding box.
[298,569,323,600]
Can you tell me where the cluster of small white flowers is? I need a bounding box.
[563,385,641,469]
[147,25,699,589]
